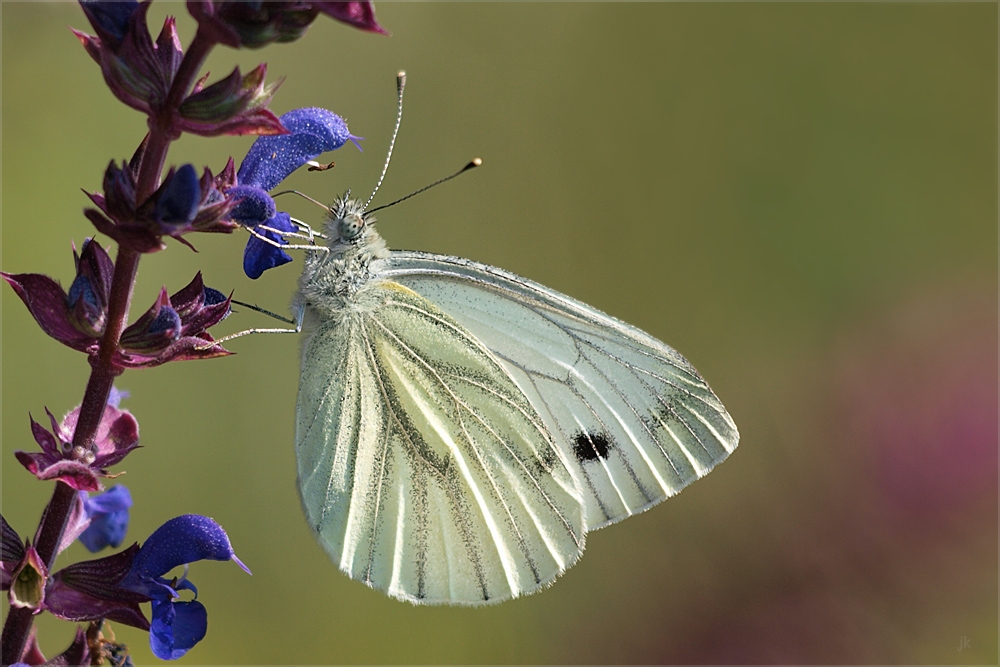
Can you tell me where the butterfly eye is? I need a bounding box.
[338,212,365,241]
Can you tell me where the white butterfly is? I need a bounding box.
[229,73,738,605]
[283,191,739,606]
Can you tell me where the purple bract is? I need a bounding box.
[188,1,387,49]
[15,401,140,492]
[3,252,233,370]
[76,1,286,138]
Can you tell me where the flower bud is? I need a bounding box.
[178,64,285,137]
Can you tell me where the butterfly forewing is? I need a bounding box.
[296,280,586,605]
[380,252,740,531]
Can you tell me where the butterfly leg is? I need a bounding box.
[245,225,329,253]
[289,216,328,240]
[196,301,303,348]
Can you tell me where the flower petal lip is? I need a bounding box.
[243,212,295,279]
[227,188,285,282]
[150,598,207,660]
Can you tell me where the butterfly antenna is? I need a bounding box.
[367,158,482,214]
[272,189,332,214]
[364,70,406,211]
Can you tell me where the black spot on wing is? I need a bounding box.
[572,431,612,462]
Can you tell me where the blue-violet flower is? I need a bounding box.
[79,486,133,553]
[121,515,251,660]
[233,107,359,278]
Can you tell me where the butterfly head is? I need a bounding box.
[327,192,374,245]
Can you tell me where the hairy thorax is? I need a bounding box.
[294,227,391,326]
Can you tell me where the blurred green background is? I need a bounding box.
[2,3,996,664]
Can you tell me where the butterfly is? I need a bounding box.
[283,189,739,606]
[229,73,739,606]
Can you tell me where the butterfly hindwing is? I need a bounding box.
[380,252,740,531]
[295,280,586,605]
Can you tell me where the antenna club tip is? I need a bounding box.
[471,157,483,167]
[397,70,407,81]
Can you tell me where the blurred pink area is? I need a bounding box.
[635,282,998,664]
[843,284,997,521]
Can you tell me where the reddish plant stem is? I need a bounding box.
[1,27,217,666]
[160,27,215,135]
